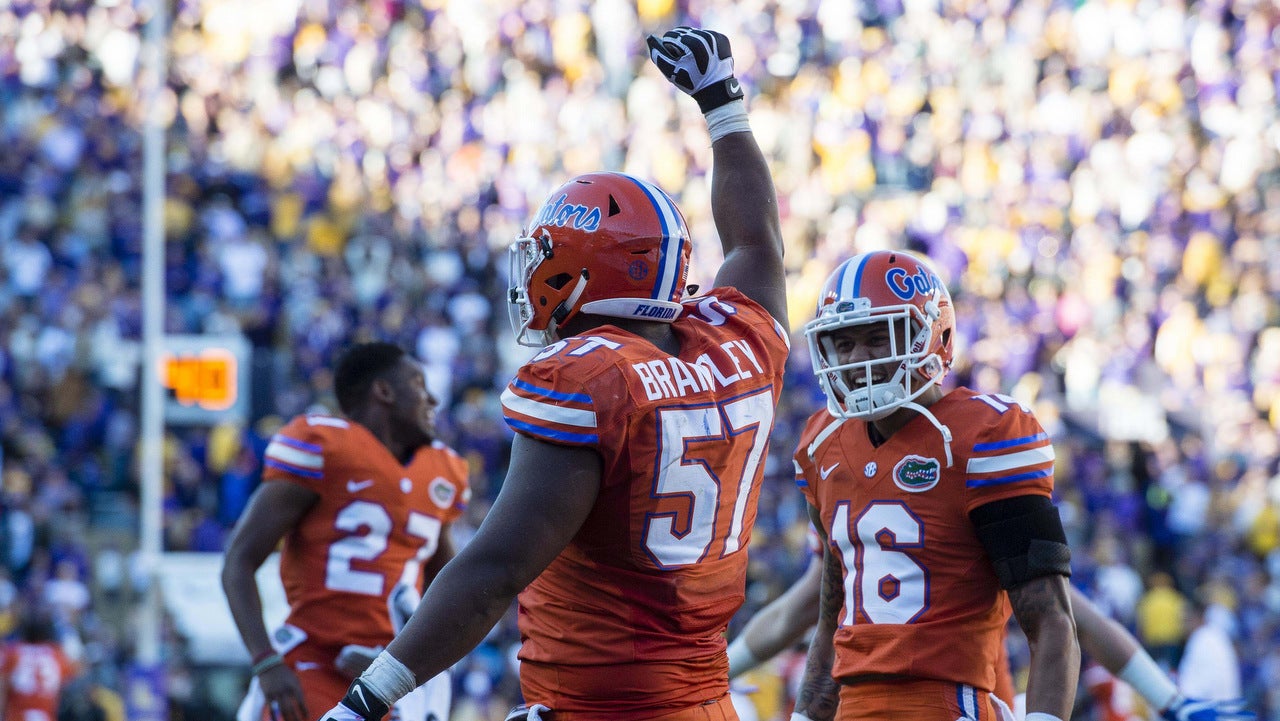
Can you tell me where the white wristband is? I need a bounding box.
[704,100,751,143]
[1024,714,1064,721]
[790,713,816,721]
[726,638,760,678]
[1117,650,1179,711]
[359,651,416,706]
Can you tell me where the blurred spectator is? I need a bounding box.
[1178,601,1244,701]
[1136,572,1190,670]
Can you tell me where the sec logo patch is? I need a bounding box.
[628,259,649,280]
[892,455,940,492]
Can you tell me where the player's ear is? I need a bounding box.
[370,375,396,405]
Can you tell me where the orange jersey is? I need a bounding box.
[795,388,1055,693]
[1,641,77,720]
[263,415,470,648]
[501,288,790,717]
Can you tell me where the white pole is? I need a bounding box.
[138,0,168,668]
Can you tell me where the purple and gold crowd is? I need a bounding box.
[1,0,1278,718]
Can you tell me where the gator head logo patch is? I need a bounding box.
[429,477,456,509]
[892,455,941,492]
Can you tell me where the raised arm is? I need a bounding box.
[221,480,318,721]
[647,27,788,325]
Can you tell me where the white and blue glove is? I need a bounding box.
[1162,696,1256,721]
[318,679,389,721]
[645,27,743,113]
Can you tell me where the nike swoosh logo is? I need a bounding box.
[347,479,374,493]
[727,78,741,95]
[820,463,840,480]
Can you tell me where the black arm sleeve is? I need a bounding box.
[969,494,1071,589]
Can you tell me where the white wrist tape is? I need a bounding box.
[726,638,760,678]
[704,100,751,143]
[789,713,816,721]
[1024,714,1064,721]
[1117,650,1179,711]
[360,651,416,706]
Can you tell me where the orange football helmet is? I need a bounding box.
[508,172,692,347]
[805,250,955,420]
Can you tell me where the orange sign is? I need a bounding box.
[160,349,238,411]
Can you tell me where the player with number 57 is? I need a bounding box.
[791,250,1079,721]
[316,25,788,721]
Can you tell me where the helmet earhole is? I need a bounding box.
[539,297,548,306]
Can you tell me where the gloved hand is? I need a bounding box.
[1161,696,1256,721]
[504,703,551,721]
[317,679,389,721]
[645,27,743,112]
[317,703,370,721]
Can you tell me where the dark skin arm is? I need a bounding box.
[221,480,318,721]
[383,434,601,683]
[709,130,788,327]
[794,504,842,721]
[1009,573,1080,719]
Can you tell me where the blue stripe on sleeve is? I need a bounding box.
[264,459,323,479]
[971,433,1048,452]
[276,435,323,453]
[505,417,599,445]
[512,378,593,404]
[965,468,1053,488]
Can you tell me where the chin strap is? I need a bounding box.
[547,270,590,339]
[901,400,953,468]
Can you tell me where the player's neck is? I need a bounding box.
[868,386,946,443]
[564,314,681,355]
[347,410,412,463]
[618,320,681,355]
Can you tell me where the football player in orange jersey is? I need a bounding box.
[727,544,1255,720]
[319,26,789,721]
[0,607,80,721]
[791,250,1079,721]
[222,342,469,721]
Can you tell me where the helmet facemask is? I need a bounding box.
[805,292,948,421]
[507,232,589,347]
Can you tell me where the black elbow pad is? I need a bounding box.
[970,495,1071,589]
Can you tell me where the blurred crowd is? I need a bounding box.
[1,0,1278,718]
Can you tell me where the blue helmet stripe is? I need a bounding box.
[624,174,684,303]
[850,253,870,297]
[836,254,869,301]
